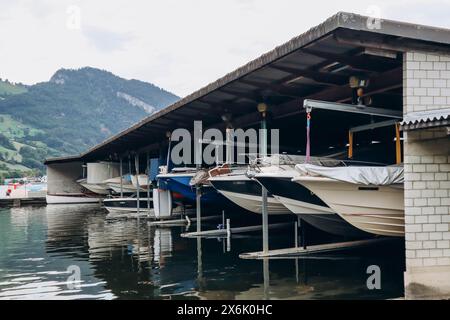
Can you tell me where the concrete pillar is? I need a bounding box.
[403,51,450,299]
[47,161,84,194]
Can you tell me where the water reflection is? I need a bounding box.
[0,206,404,299]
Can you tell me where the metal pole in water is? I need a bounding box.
[226,218,231,238]
[119,157,123,198]
[294,220,298,248]
[197,237,203,289]
[194,122,202,233]
[258,102,269,254]
[262,188,269,253]
[299,217,307,249]
[263,258,270,299]
[134,154,140,216]
[196,184,201,233]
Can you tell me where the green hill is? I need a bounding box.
[0,67,179,178]
[0,79,27,99]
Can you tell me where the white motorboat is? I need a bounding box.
[78,162,120,195]
[292,164,405,237]
[208,167,292,215]
[78,178,110,195]
[103,194,153,213]
[103,176,144,194]
[46,193,102,204]
[131,174,152,190]
[255,174,364,237]
[251,154,383,237]
[108,183,143,194]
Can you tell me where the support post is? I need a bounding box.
[263,259,270,300]
[128,155,132,176]
[294,220,298,248]
[261,188,269,253]
[197,237,203,289]
[119,157,123,198]
[225,128,233,164]
[134,154,140,215]
[300,218,307,249]
[195,123,202,233]
[196,183,201,233]
[258,103,269,254]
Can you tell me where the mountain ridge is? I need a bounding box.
[0,67,179,178]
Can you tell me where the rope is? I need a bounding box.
[305,112,311,163]
[395,122,402,164]
[348,131,354,159]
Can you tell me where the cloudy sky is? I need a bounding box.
[1,0,450,97]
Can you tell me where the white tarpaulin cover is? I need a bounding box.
[295,164,404,185]
[257,154,342,166]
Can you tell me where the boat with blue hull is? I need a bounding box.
[156,168,234,208]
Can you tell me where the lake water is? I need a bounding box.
[0,205,405,300]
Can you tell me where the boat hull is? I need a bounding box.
[80,182,110,195]
[103,197,153,213]
[294,177,404,237]
[46,194,101,204]
[108,183,143,194]
[131,175,151,189]
[218,190,291,215]
[209,175,292,215]
[158,173,231,207]
[255,175,369,237]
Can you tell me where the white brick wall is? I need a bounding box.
[403,52,450,114]
[404,130,450,268]
[403,51,450,270]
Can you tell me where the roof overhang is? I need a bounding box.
[45,12,450,165]
[400,108,450,131]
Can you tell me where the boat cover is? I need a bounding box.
[258,154,342,166]
[295,164,404,185]
[189,169,210,186]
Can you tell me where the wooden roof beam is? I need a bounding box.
[300,48,399,72]
[269,65,348,86]
[239,79,321,99]
[219,88,261,102]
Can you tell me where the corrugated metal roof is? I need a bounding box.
[401,108,450,131]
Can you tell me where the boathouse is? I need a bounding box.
[45,12,450,299]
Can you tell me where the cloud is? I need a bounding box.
[82,25,133,52]
[0,0,450,97]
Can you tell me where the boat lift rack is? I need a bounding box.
[239,238,394,259]
[303,99,403,119]
[240,99,404,260]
